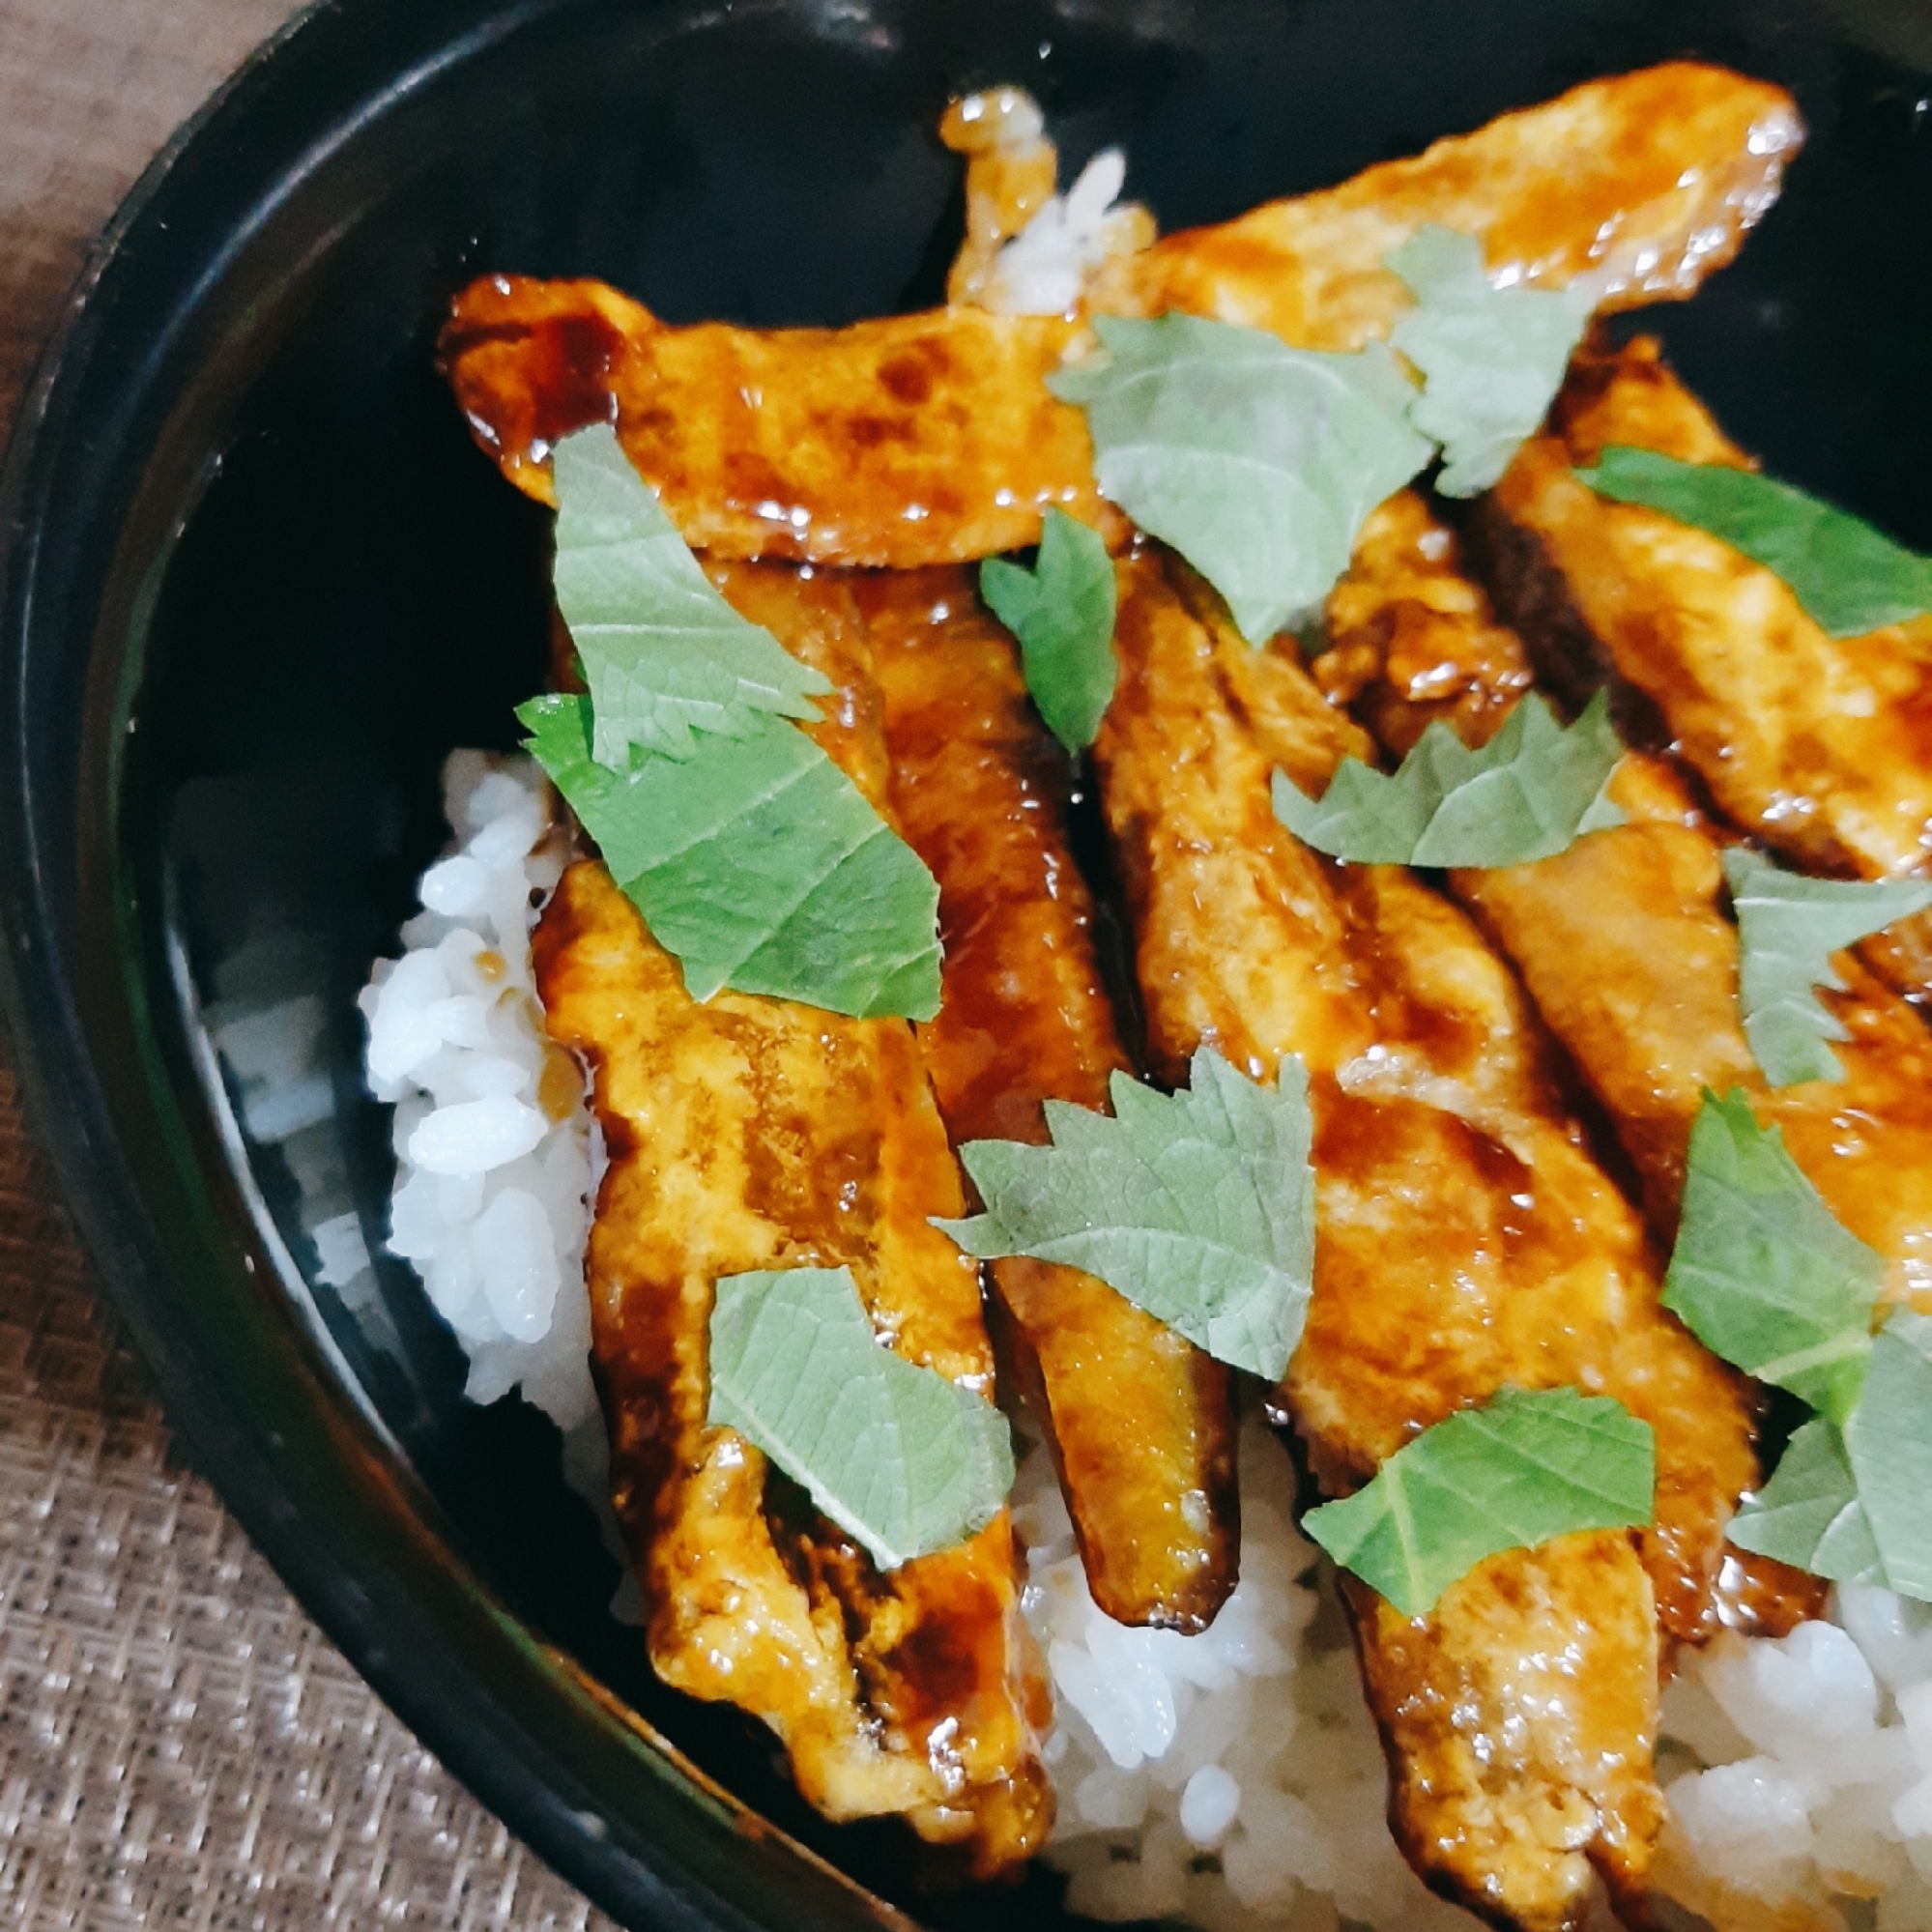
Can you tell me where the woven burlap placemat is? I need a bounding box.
[0,3,619,1923]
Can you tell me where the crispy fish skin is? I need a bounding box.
[440,274,1107,562]
[533,564,1049,1872]
[441,65,1797,569]
[1093,64,1799,345]
[1093,553,1734,1929]
[861,565,1239,1633]
[1482,334,1932,901]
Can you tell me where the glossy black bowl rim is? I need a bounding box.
[0,3,914,1926]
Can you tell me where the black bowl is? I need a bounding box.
[3,0,1927,1925]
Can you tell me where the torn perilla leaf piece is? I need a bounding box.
[979,507,1118,754]
[1387,225,1591,498]
[1048,314,1432,645]
[1272,690,1625,867]
[1303,1386,1656,1619]
[552,423,832,764]
[1728,1309,1932,1604]
[520,694,942,1019]
[1723,848,1932,1088]
[936,1047,1316,1381]
[1574,445,1932,638]
[706,1265,1015,1573]
[523,425,944,1020]
[1662,1088,1882,1426]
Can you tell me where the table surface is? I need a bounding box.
[0,2,619,1924]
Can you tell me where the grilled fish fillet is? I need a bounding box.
[1093,551,1764,1930]
[1463,754,1932,1303]
[1315,496,1850,1639]
[1092,63,1798,344]
[862,566,1239,1632]
[533,564,1049,1873]
[441,277,1106,562]
[1479,333,1932,1001]
[441,65,1797,569]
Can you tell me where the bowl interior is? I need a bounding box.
[11,0,1932,1923]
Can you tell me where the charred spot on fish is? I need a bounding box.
[521,311,624,451]
[721,448,794,511]
[628,404,679,442]
[847,413,914,450]
[882,1598,991,1721]
[878,341,952,407]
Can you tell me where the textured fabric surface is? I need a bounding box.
[0,2,617,1924]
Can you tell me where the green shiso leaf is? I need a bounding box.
[1722,848,1932,1088]
[520,693,942,1019]
[1271,690,1625,868]
[1661,1088,1883,1426]
[1574,446,1932,638]
[706,1265,1014,1572]
[1725,1419,1882,1587]
[979,508,1119,754]
[1387,225,1591,499]
[1730,1309,1932,1604]
[1048,314,1432,646]
[1302,1386,1656,1619]
[552,423,831,764]
[526,427,944,1020]
[936,1046,1316,1380]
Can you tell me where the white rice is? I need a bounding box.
[359,751,602,1446]
[980,146,1147,318]
[365,753,1932,1929]
[1656,1594,1932,1930]
[1013,1413,1474,1932]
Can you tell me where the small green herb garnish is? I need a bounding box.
[1723,849,1932,1088]
[1660,1091,1932,1600]
[523,428,942,1020]
[1728,1309,1932,1604]
[706,1265,1014,1572]
[520,695,941,1019]
[937,1047,1316,1380]
[1662,1089,1883,1425]
[553,425,831,764]
[1271,691,1625,868]
[1574,446,1932,638]
[1048,314,1433,645]
[980,507,1118,753]
[1388,226,1591,498]
[1726,1420,1876,1586]
[1302,1386,1656,1618]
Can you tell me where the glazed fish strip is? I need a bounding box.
[1480,334,1932,987]
[1093,553,1748,1930]
[441,274,1107,562]
[441,64,1796,570]
[1312,498,1846,1639]
[1094,62,1799,347]
[861,566,1239,1632]
[1462,754,1932,1303]
[533,565,1049,1873]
